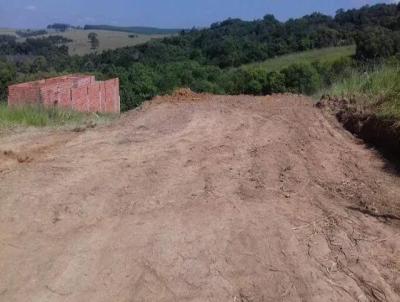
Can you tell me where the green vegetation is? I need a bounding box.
[0,60,16,100]
[319,61,400,158]
[0,34,70,62]
[1,27,170,54]
[321,63,400,119]
[51,30,167,55]
[244,46,355,72]
[0,104,113,128]
[0,3,399,115]
[356,27,400,60]
[16,29,48,38]
[78,3,400,109]
[0,28,18,36]
[83,25,182,35]
[0,28,169,56]
[47,23,80,32]
[88,32,100,51]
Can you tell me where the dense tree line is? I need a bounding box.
[0,35,71,57]
[83,25,182,35]
[84,3,399,69]
[0,3,399,110]
[16,29,47,38]
[47,23,81,32]
[356,27,400,59]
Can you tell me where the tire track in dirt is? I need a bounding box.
[1,93,400,301]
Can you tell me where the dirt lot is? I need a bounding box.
[1,93,400,302]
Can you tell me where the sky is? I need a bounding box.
[0,0,398,29]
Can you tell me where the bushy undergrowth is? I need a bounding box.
[112,53,356,110]
[0,104,113,128]
[321,62,400,119]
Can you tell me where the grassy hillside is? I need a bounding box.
[45,30,168,55]
[322,64,400,119]
[83,25,182,35]
[244,46,356,72]
[0,28,18,36]
[0,28,169,55]
[320,63,400,158]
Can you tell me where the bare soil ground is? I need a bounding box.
[1,93,400,302]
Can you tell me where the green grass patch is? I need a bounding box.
[54,30,169,55]
[83,25,182,35]
[0,28,170,55]
[0,104,115,128]
[321,64,400,120]
[244,45,356,72]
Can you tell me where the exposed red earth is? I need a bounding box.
[1,92,400,301]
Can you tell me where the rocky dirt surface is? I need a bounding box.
[1,93,400,302]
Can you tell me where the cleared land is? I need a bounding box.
[48,30,168,55]
[83,25,182,35]
[1,93,400,301]
[0,28,19,36]
[244,45,356,71]
[0,28,168,55]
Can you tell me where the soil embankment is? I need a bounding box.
[1,93,400,301]
[318,97,400,162]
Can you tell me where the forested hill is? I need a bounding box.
[1,3,398,69]
[1,3,399,109]
[92,3,400,68]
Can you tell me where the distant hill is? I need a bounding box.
[44,29,169,56]
[1,27,170,56]
[83,25,182,35]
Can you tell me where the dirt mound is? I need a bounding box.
[171,88,198,98]
[1,94,400,301]
[153,88,205,103]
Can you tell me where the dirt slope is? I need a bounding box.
[1,94,400,302]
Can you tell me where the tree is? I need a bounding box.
[47,23,71,32]
[264,71,286,94]
[0,60,16,101]
[281,63,322,94]
[88,32,100,51]
[30,56,48,73]
[355,27,399,59]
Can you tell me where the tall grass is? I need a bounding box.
[321,64,400,119]
[244,45,356,72]
[0,103,113,128]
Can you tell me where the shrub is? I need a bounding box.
[0,61,16,101]
[355,27,400,60]
[264,71,286,94]
[281,63,322,94]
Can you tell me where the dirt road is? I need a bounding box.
[1,93,400,302]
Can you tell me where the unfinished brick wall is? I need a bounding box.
[8,74,120,113]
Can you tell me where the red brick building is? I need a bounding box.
[8,74,120,113]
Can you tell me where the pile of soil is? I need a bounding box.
[153,88,205,103]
